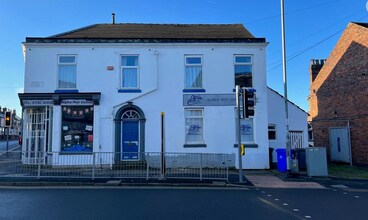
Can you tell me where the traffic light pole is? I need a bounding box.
[236,86,243,183]
[6,127,9,152]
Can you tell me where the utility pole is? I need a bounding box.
[236,85,243,183]
[281,0,291,175]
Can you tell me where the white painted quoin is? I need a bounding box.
[19,23,272,169]
[267,88,309,163]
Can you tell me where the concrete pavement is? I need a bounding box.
[1,169,367,191]
[245,174,325,189]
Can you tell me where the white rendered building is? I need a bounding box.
[19,23,278,169]
[267,88,309,164]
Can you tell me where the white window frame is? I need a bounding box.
[184,108,205,144]
[121,55,139,89]
[234,108,255,144]
[184,55,203,89]
[234,55,253,88]
[57,55,77,89]
[268,124,277,140]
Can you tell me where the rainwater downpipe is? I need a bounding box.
[347,120,352,166]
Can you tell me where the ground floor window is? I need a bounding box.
[235,108,254,143]
[61,106,94,152]
[240,118,254,143]
[185,109,204,144]
[268,124,276,140]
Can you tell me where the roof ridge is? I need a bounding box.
[267,87,308,114]
[351,22,368,28]
[49,24,99,38]
[28,23,262,42]
[96,23,244,26]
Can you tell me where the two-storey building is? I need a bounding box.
[19,23,271,168]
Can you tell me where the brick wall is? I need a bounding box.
[309,23,368,166]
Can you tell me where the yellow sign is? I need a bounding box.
[241,144,245,156]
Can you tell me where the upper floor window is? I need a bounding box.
[185,56,203,89]
[268,124,276,140]
[121,55,139,88]
[234,55,253,87]
[58,55,77,89]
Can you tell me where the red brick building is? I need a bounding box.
[309,22,368,166]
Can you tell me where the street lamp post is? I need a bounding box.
[280,0,291,175]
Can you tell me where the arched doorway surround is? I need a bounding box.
[114,102,145,160]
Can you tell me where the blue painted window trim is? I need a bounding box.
[183,89,206,93]
[55,89,79,93]
[183,144,207,148]
[118,89,142,93]
[59,152,93,155]
[234,144,258,148]
[233,88,256,92]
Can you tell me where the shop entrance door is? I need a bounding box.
[23,107,53,164]
[121,121,139,160]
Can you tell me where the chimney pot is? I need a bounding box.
[112,13,115,24]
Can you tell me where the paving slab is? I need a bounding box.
[245,175,325,189]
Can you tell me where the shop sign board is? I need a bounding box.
[183,94,236,106]
[23,100,53,107]
[61,100,94,106]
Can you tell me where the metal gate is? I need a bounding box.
[23,107,53,164]
[329,127,351,163]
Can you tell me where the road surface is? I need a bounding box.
[0,140,19,152]
[0,186,366,220]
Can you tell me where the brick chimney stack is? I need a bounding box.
[310,59,326,83]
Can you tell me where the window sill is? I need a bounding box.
[55,89,79,93]
[232,88,256,92]
[234,144,258,148]
[183,144,207,148]
[59,151,93,155]
[183,89,206,93]
[118,89,142,93]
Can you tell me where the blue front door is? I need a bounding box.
[121,121,139,160]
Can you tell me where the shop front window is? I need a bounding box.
[61,106,94,152]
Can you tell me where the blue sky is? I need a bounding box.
[1,0,367,115]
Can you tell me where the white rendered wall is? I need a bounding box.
[23,42,269,169]
[267,88,308,163]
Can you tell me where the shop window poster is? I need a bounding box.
[61,106,94,152]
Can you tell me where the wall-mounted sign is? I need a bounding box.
[183,94,236,106]
[61,100,94,106]
[23,100,53,107]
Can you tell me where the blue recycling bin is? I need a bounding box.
[276,149,296,172]
[276,149,287,172]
